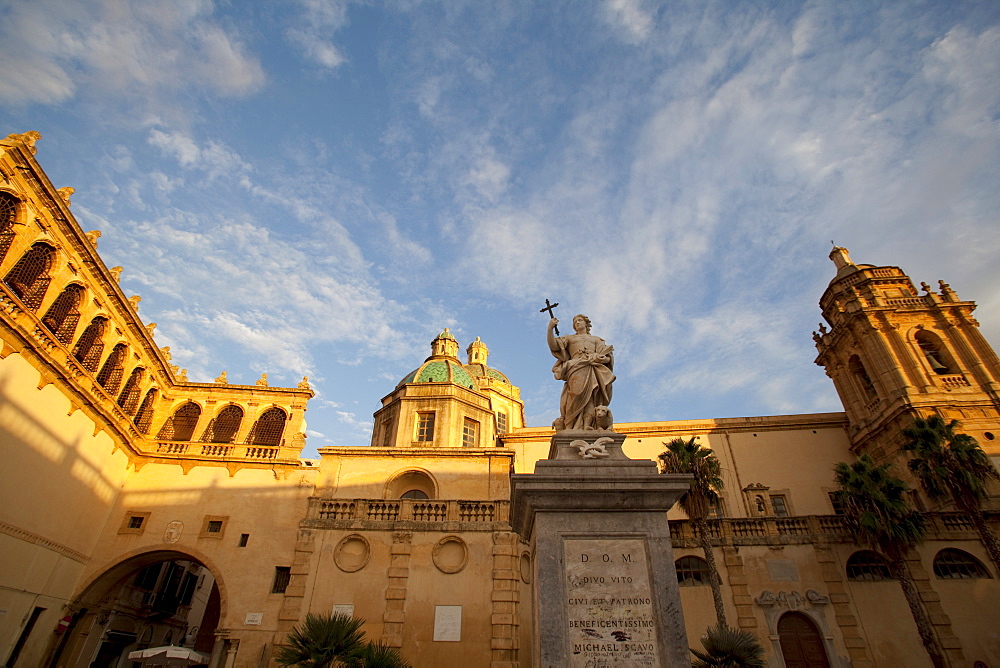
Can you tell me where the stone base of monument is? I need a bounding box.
[511,431,692,668]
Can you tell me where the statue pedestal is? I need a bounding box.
[511,432,692,667]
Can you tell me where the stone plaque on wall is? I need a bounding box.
[433,605,462,642]
[564,538,659,667]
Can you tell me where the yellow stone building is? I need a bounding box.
[1,131,998,667]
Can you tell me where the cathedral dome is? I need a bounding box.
[396,329,478,390]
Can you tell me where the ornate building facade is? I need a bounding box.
[1,131,998,667]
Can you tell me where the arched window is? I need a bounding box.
[0,192,18,263]
[4,242,54,310]
[96,343,127,394]
[915,330,955,375]
[246,407,286,446]
[156,402,202,441]
[846,550,893,581]
[41,283,84,344]
[386,470,437,499]
[117,367,145,415]
[848,355,877,401]
[72,316,107,371]
[933,549,990,579]
[675,555,711,586]
[134,389,158,433]
[202,405,244,443]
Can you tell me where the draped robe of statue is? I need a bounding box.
[548,315,615,431]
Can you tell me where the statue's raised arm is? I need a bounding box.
[548,314,615,431]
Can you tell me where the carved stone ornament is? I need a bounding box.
[215,371,228,384]
[57,187,74,207]
[5,131,41,153]
[298,376,311,389]
[334,534,371,573]
[128,295,141,310]
[755,589,829,609]
[84,230,101,248]
[163,520,183,544]
[109,266,124,282]
[146,323,157,336]
[255,373,268,386]
[571,437,612,459]
[177,369,188,382]
[432,536,469,574]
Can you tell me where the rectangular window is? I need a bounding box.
[828,492,845,515]
[199,515,229,538]
[272,566,291,594]
[496,411,508,434]
[770,495,789,517]
[462,418,479,448]
[119,510,151,534]
[415,412,435,442]
[238,533,250,547]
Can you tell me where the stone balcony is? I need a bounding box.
[303,497,511,531]
[667,511,995,548]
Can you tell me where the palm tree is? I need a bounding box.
[658,437,728,626]
[902,415,1000,573]
[834,455,947,668]
[276,612,366,667]
[356,641,411,668]
[690,623,766,667]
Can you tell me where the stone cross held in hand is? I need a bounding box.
[540,299,560,335]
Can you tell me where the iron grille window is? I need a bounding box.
[134,389,157,433]
[0,192,17,263]
[41,284,84,344]
[846,550,893,581]
[496,411,508,434]
[96,343,127,394]
[271,566,291,594]
[675,556,711,586]
[203,405,243,443]
[4,242,54,310]
[771,495,789,517]
[462,418,479,447]
[933,549,990,579]
[72,317,106,371]
[117,367,145,415]
[247,407,286,446]
[157,402,202,441]
[415,412,435,442]
[206,520,223,533]
[127,515,145,530]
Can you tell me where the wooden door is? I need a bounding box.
[778,612,830,668]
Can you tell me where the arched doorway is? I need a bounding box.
[778,612,830,668]
[50,549,225,668]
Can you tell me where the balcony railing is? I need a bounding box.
[306,498,510,526]
[668,512,992,547]
[155,441,281,460]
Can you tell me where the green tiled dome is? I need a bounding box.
[398,359,477,390]
[464,362,510,385]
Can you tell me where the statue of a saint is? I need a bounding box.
[547,314,615,431]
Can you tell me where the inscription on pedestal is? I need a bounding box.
[564,538,659,667]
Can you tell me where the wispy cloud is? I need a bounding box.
[0,0,264,110]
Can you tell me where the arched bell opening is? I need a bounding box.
[51,548,228,668]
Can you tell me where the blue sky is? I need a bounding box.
[3,0,999,456]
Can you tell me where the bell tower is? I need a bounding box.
[813,247,1000,463]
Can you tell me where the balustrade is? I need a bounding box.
[306,498,509,525]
